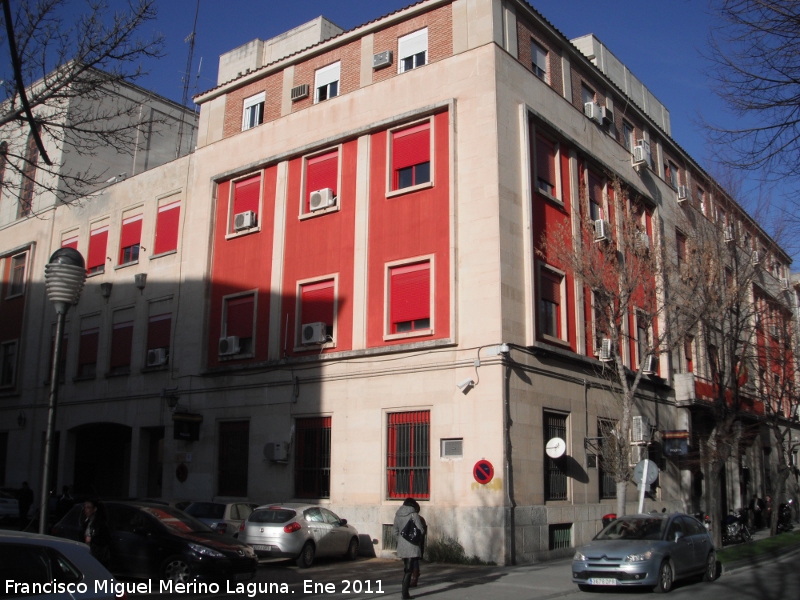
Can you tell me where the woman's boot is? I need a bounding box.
[401,571,413,599]
[410,568,420,587]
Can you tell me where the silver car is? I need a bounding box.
[572,513,716,593]
[240,504,359,568]
[0,531,118,599]
[184,501,258,537]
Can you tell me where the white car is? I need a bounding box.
[0,531,118,599]
[0,491,19,522]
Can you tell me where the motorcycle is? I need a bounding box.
[777,500,794,533]
[722,509,752,544]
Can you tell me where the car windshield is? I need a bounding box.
[249,509,296,524]
[141,506,215,533]
[595,517,667,541]
[185,502,226,519]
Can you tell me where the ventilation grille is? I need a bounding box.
[382,523,397,550]
[549,523,572,550]
[291,84,309,101]
[441,438,463,458]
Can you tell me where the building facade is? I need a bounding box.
[1,0,797,564]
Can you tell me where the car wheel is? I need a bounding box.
[296,542,315,568]
[344,537,359,561]
[703,552,717,582]
[161,556,192,583]
[578,584,593,592]
[654,560,673,593]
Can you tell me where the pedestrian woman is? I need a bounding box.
[81,499,111,567]
[392,498,426,600]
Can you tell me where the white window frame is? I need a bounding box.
[585,168,607,222]
[6,251,28,298]
[537,263,568,345]
[385,116,435,198]
[384,254,435,341]
[0,339,18,388]
[241,92,265,131]
[581,84,595,106]
[622,120,634,152]
[226,171,264,239]
[294,274,339,351]
[299,145,343,219]
[221,289,259,359]
[314,62,341,103]
[531,39,548,82]
[532,127,563,205]
[398,28,428,73]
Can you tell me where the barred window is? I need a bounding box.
[218,421,249,497]
[598,419,617,500]
[387,411,430,499]
[295,417,331,498]
[544,411,568,501]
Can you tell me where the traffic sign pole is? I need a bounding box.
[637,459,649,514]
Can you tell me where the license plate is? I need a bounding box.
[252,544,272,551]
[234,572,252,581]
[588,578,617,586]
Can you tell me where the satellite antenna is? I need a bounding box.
[175,0,201,158]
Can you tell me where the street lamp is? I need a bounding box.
[39,248,86,533]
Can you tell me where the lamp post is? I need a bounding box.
[39,248,86,533]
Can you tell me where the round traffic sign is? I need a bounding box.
[473,460,494,484]
[632,459,659,485]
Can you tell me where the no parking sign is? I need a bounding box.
[473,459,494,484]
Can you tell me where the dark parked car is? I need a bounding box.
[572,513,716,593]
[51,501,257,583]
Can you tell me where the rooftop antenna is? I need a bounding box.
[176,0,200,159]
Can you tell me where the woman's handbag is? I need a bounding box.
[400,518,424,547]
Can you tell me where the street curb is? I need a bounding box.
[721,542,800,576]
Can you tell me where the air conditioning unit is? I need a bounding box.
[584,102,601,123]
[594,219,611,242]
[629,444,647,466]
[600,105,614,125]
[146,348,168,367]
[677,185,688,203]
[724,225,734,243]
[372,50,393,69]
[263,442,288,462]
[632,143,648,168]
[599,338,613,362]
[636,231,650,251]
[309,188,336,211]
[234,210,256,231]
[631,415,651,443]
[290,84,309,101]
[641,354,658,375]
[780,277,789,291]
[218,336,241,356]
[301,322,327,345]
[752,251,761,265]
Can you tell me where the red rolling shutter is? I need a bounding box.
[78,328,99,366]
[87,226,108,271]
[540,271,561,303]
[233,175,261,217]
[392,123,430,171]
[536,135,556,188]
[110,321,134,368]
[226,295,255,338]
[588,173,603,204]
[147,314,172,350]
[306,151,338,210]
[61,235,79,250]
[390,262,430,326]
[120,215,142,248]
[154,201,180,255]
[301,280,334,325]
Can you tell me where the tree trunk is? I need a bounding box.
[616,481,627,518]
[707,458,725,548]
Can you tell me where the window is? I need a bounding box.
[0,142,7,190]
[218,421,249,497]
[597,419,617,499]
[18,128,39,218]
[636,312,650,368]
[299,279,335,342]
[303,149,339,214]
[147,313,172,356]
[532,40,548,81]
[222,293,256,355]
[241,92,265,131]
[87,224,108,274]
[390,121,431,191]
[708,344,719,381]
[581,84,595,106]
[667,162,679,189]
[389,261,431,335]
[118,214,142,265]
[229,173,261,233]
[8,253,27,297]
[622,121,634,152]
[153,199,181,255]
[387,411,430,499]
[61,233,79,250]
[295,417,331,498]
[0,341,17,387]
[109,309,134,375]
[591,290,607,354]
[684,336,694,373]
[398,28,428,73]
[588,172,604,221]
[539,267,566,341]
[698,187,706,215]
[314,62,340,103]
[544,411,568,501]
[535,134,558,198]
[676,230,686,265]
[77,316,100,379]
[717,206,726,226]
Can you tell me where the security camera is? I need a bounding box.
[456,378,475,394]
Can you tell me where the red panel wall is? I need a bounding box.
[281,140,357,355]
[366,111,450,347]
[208,166,278,367]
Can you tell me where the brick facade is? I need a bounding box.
[222,72,284,138]
[290,39,363,113]
[516,17,563,97]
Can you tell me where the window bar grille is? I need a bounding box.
[549,523,572,550]
[387,411,430,499]
[544,413,568,501]
[295,417,331,498]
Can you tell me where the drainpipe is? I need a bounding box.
[504,357,516,565]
